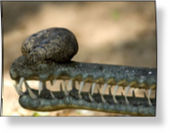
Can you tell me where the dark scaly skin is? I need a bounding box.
[10,56,156,88]
[10,56,156,116]
[19,91,156,116]
[9,28,157,116]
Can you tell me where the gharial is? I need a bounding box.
[10,27,157,116]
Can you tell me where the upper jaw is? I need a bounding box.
[10,56,156,89]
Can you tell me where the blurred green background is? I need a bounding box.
[2,1,156,116]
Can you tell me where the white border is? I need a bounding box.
[0,2,2,116]
[1,0,170,133]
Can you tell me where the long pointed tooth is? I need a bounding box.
[147,88,152,106]
[14,77,24,95]
[124,85,130,104]
[101,83,108,103]
[102,83,108,94]
[14,84,23,95]
[101,95,106,103]
[113,85,119,104]
[50,91,55,99]
[78,82,84,99]
[28,88,37,99]
[96,87,103,102]
[68,79,73,90]
[39,81,43,95]
[25,81,37,99]
[91,82,96,95]
[88,93,94,102]
[63,81,68,96]
[96,88,106,103]
[18,77,24,88]
[88,85,94,102]
[78,81,85,95]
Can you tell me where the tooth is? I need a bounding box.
[87,85,94,102]
[96,87,105,103]
[88,93,94,102]
[14,77,24,95]
[50,91,55,99]
[100,83,108,103]
[78,81,85,98]
[28,89,37,99]
[63,81,68,96]
[68,79,73,90]
[25,81,37,99]
[147,88,152,106]
[102,83,108,94]
[18,77,24,88]
[113,85,119,104]
[88,85,93,101]
[79,81,85,94]
[124,85,130,104]
[101,94,106,103]
[91,82,96,95]
[39,81,43,95]
[14,84,23,95]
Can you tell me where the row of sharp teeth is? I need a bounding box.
[14,77,153,106]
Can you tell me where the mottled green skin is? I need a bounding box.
[10,56,156,116]
[19,90,156,116]
[10,56,156,89]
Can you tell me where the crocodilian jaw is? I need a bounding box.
[10,56,156,116]
[13,75,156,116]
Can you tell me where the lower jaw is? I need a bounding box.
[18,89,156,116]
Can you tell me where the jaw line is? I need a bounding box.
[18,88,156,116]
